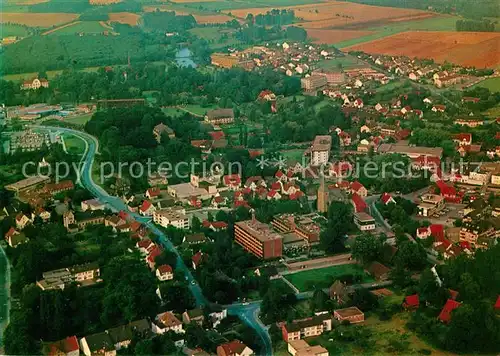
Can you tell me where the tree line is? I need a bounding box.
[456,19,496,32]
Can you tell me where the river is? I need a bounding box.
[175,47,197,68]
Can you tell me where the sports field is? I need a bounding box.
[284,264,373,292]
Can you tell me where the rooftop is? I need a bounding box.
[311,135,332,152]
[235,219,284,243]
[335,306,364,318]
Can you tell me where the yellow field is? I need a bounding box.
[5,0,48,4]
[0,13,79,27]
[194,14,234,24]
[171,0,217,2]
[108,12,141,26]
[2,66,101,82]
[226,1,436,30]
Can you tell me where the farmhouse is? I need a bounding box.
[205,108,234,125]
[21,77,49,90]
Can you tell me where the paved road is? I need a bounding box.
[37,126,273,355]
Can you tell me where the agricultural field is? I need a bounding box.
[188,27,242,48]
[108,12,141,26]
[1,66,100,81]
[226,1,436,29]
[0,24,31,38]
[5,0,48,4]
[472,77,500,92]
[171,0,218,2]
[89,0,121,4]
[284,264,373,292]
[306,29,375,45]
[345,31,500,69]
[193,14,235,24]
[0,12,79,27]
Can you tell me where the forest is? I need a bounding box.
[456,19,496,32]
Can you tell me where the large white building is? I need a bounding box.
[310,135,332,166]
[354,212,376,231]
[153,207,190,229]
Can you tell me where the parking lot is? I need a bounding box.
[415,203,466,225]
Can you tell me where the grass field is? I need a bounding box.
[62,133,86,155]
[162,107,186,118]
[1,24,31,37]
[279,148,306,163]
[108,12,140,26]
[1,66,100,81]
[179,104,218,116]
[472,77,500,92]
[284,264,373,292]
[62,114,93,126]
[188,26,242,48]
[316,55,365,70]
[48,21,106,35]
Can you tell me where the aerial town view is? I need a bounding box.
[0,0,499,355]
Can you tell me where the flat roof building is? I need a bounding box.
[354,212,376,231]
[310,135,332,166]
[378,142,443,158]
[234,218,283,259]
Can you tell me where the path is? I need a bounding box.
[36,126,273,354]
[41,21,81,36]
[0,245,11,353]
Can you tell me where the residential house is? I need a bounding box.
[209,308,227,328]
[333,307,365,324]
[81,199,105,212]
[216,340,253,356]
[432,105,446,113]
[153,207,190,229]
[15,212,32,229]
[380,192,395,205]
[351,193,368,213]
[182,308,205,326]
[146,187,161,200]
[106,320,150,351]
[153,123,175,143]
[192,251,205,270]
[438,299,461,323]
[350,181,367,197]
[367,261,391,281]
[156,264,174,281]
[329,280,350,305]
[223,174,242,190]
[152,312,184,334]
[183,233,207,245]
[21,77,49,90]
[136,239,154,255]
[79,332,116,356]
[4,227,27,248]
[46,336,80,356]
[44,180,74,195]
[139,200,156,216]
[339,131,351,147]
[403,294,419,310]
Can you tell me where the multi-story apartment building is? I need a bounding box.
[310,135,331,166]
[234,218,283,259]
[153,207,190,229]
[281,314,332,342]
[37,262,100,290]
[301,75,327,91]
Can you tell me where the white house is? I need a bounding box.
[152,312,184,334]
[156,264,174,281]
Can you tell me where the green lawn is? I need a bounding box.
[50,21,106,35]
[162,107,185,118]
[336,15,460,48]
[2,66,100,81]
[279,148,306,163]
[62,114,93,126]
[472,77,500,93]
[1,24,31,38]
[62,133,86,155]
[189,27,242,49]
[316,56,365,70]
[285,264,373,292]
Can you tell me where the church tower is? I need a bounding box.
[317,173,329,213]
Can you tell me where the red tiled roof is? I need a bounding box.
[5,227,17,238]
[147,187,161,197]
[248,149,263,159]
[219,340,247,356]
[157,264,173,274]
[192,251,204,267]
[209,131,225,141]
[223,174,241,186]
[140,200,152,212]
[351,193,367,212]
[438,299,461,323]
[350,181,365,192]
[430,224,445,241]
[494,295,500,310]
[48,336,79,355]
[271,182,281,190]
[147,245,162,264]
[234,200,250,208]
[380,192,393,204]
[275,170,284,178]
[211,221,228,229]
[118,210,129,221]
[404,294,419,308]
[452,133,472,143]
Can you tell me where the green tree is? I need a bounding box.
[320,202,352,253]
[351,233,383,264]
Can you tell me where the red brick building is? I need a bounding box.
[234,219,283,259]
